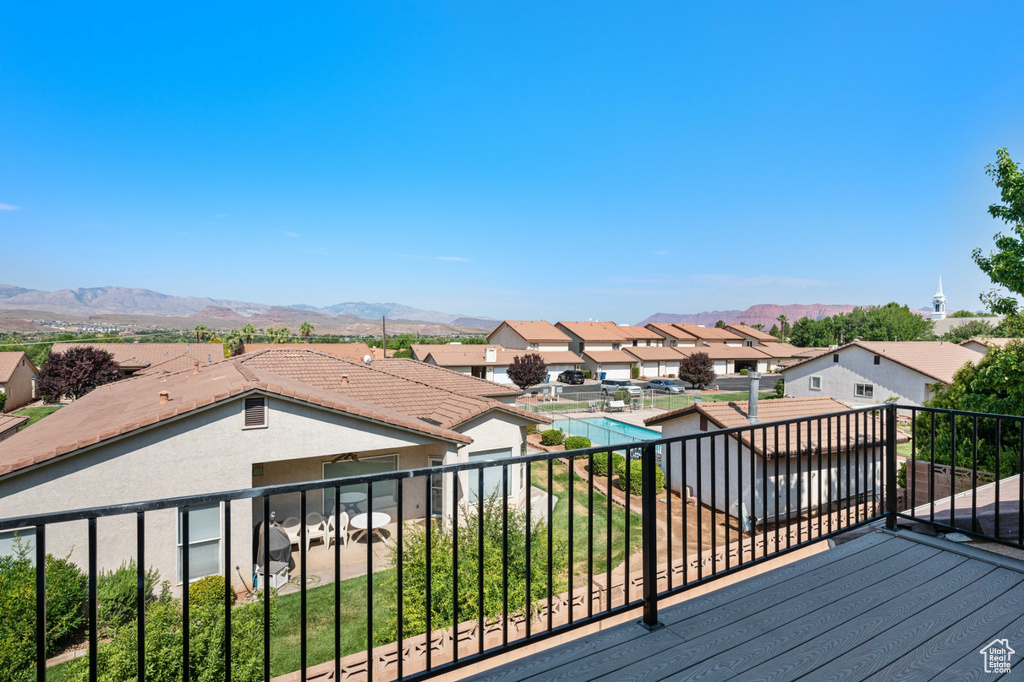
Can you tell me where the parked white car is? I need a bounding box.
[601,379,642,397]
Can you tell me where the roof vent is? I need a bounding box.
[747,372,761,424]
[193,361,200,375]
[159,391,170,405]
[341,375,349,386]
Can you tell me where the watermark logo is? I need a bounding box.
[979,638,1015,674]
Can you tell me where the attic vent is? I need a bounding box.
[244,397,267,428]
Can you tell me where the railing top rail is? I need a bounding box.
[895,404,1024,423]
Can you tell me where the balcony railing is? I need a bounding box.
[0,403,1019,681]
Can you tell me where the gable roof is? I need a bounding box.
[411,344,583,369]
[0,414,28,439]
[960,338,1023,351]
[488,320,571,344]
[752,342,804,359]
[782,341,983,384]
[674,345,770,360]
[556,321,626,343]
[645,396,904,457]
[614,325,664,341]
[724,324,777,343]
[622,346,686,362]
[49,343,225,371]
[671,323,744,342]
[645,323,699,341]
[240,343,373,360]
[581,350,636,364]
[372,358,521,399]
[0,352,35,383]
[0,349,549,480]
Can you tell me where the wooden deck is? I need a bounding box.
[465,530,1024,681]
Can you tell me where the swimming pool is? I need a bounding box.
[551,416,661,448]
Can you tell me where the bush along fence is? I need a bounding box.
[2,404,1022,681]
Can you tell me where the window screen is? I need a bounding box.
[468,448,513,503]
[178,503,221,583]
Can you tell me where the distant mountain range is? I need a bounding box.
[0,285,497,328]
[638,303,865,328]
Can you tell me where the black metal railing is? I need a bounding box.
[0,403,1018,681]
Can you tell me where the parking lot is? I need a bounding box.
[549,373,779,396]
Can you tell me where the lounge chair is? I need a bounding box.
[607,400,626,412]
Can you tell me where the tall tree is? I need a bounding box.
[714,320,725,328]
[241,323,257,344]
[506,353,548,390]
[940,320,996,343]
[776,315,789,343]
[677,352,715,389]
[223,330,244,356]
[193,324,210,343]
[38,347,121,401]
[973,148,1024,334]
[299,321,315,341]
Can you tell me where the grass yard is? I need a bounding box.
[269,570,394,677]
[14,405,63,427]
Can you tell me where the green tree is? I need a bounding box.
[776,315,789,343]
[714,320,725,328]
[940,319,996,344]
[973,148,1024,335]
[193,325,210,343]
[948,310,979,318]
[223,330,243,357]
[240,324,257,344]
[299,321,314,341]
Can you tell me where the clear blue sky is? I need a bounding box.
[2,2,1023,323]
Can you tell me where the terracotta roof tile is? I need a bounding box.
[581,350,636,364]
[674,346,770,360]
[724,324,778,342]
[488,320,571,343]
[0,352,34,383]
[622,346,687,362]
[557,321,627,343]
[51,343,225,371]
[783,341,983,384]
[646,323,699,341]
[240,343,374,360]
[0,414,29,438]
[671,324,744,342]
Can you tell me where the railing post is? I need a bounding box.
[640,442,664,630]
[886,404,898,529]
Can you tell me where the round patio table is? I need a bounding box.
[335,491,367,514]
[349,511,391,544]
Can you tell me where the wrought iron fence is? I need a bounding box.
[2,403,1018,681]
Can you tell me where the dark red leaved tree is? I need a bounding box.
[506,353,548,390]
[38,347,121,402]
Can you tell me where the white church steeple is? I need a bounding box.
[931,276,947,320]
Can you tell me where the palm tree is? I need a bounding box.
[223,330,243,357]
[299,321,314,342]
[776,315,789,343]
[241,323,257,344]
[194,324,210,343]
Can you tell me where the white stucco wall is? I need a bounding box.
[783,347,939,406]
[660,414,882,524]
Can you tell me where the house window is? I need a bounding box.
[243,397,267,428]
[528,343,539,350]
[0,527,36,562]
[579,341,586,352]
[468,448,513,503]
[810,376,822,390]
[612,343,621,351]
[177,503,221,584]
[833,354,839,363]
[855,383,874,398]
[323,455,399,515]
[746,341,754,347]
[873,355,880,365]
[429,457,444,516]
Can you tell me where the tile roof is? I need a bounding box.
[783,341,984,385]
[622,346,686,361]
[0,349,549,480]
[645,396,905,457]
[724,324,778,343]
[960,338,1024,350]
[0,352,33,383]
[412,345,583,368]
[646,323,699,341]
[581,350,636,364]
[675,345,770,360]
[0,414,28,438]
[241,343,374,360]
[50,343,225,371]
[489,320,571,343]
[613,325,664,341]
[753,342,804,359]
[372,358,521,398]
[671,323,744,342]
[557,321,628,343]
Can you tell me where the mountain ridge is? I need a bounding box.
[638,303,863,328]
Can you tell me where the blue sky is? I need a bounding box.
[2,2,1023,323]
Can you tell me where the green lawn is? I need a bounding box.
[14,405,63,427]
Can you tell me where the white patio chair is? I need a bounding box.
[305,512,326,552]
[327,511,351,549]
[280,517,302,548]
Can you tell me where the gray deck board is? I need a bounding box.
[466,531,1024,682]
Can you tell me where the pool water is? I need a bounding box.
[551,416,661,448]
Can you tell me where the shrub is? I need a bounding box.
[774,378,785,398]
[540,429,564,446]
[582,370,591,379]
[98,559,159,630]
[0,392,6,412]
[897,461,907,489]
[526,424,538,435]
[668,373,676,379]
[739,368,749,376]
[611,453,627,477]
[618,460,666,496]
[377,499,566,644]
[631,367,640,379]
[613,388,631,401]
[564,436,591,457]
[591,452,610,476]
[188,575,235,610]
[0,540,88,681]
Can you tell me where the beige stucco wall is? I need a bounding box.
[1,356,37,412]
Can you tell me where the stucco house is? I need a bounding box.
[781,341,983,406]
[623,346,686,378]
[0,348,547,589]
[50,342,226,377]
[556,322,639,380]
[724,324,778,347]
[486,321,584,381]
[410,344,582,386]
[0,351,38,412]
[645,323,700,348]
[646,396,892,527]
[671,323,745,346]
[675,345,771,376]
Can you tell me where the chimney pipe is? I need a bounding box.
[159,391,170,405]
[341,375,349,386]
[193,361,200,375]
[747,371,761,423]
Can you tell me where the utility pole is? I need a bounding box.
[382,316,387,357]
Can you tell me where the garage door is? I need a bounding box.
[603,365,631,380]
[492,368,514,385]
[713,361,728,375]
